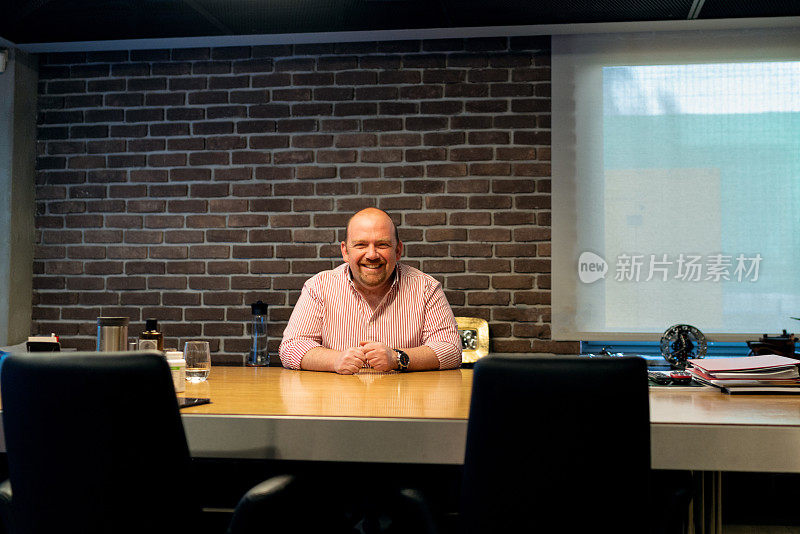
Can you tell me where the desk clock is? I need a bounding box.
[660,324,706,369]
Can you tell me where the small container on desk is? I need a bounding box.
[248,300,270,366]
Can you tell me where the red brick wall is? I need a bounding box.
[32,36,578,364]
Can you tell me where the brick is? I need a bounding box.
[129,170,167,183]
[274,150,313,165]
[35,245,66,259]
[496,244,537,257]
[423,132,465,147]
[494,212,536,225]
[145,215,184,229]
[492,275,534,289]
[124,230,164,244]
[406,148,446,162]
[292,198,333,212]
[335,134,377,148]
[205,230,246,242]
[513,291,550,305]
[230,276,273,291]
[380,133,421,147]
[450,243,492,257]
[230,153,269,166]
[403,244,448,258]
[293,229,336,243]
[447,275,490,290]
[363,119,403,132]
[251,261,290,274]
[208,261,248,274]
[297,167,337,180]
[400,85,443,99]
[469,196,512,209]
[231,245,274,258]
[537,243,551,257]
[360,180,402,195]
[514,259,551,273]
[273,88,312,102]
[513,163,551,177]
[292,72,333,87]
[383,165,425,178]
[63,217,102,233]
[469,228,511,242]
[361,149,401,163]
[515,195,551,209]
[426,164,467,178]
[122,259,166,276]
[426,228,467,242]
[41,230,82,244]
[379,102,418,116]
[106,276,147,292]
[185,308,224,321]
[468,292,511,306]
[107,246,147,258]
[318,150,357,164]
[249,229,292,242]
[378,196,423,210]
[406,117,448,131]
[206,199,246,213]
[47,201,86,214]
[120,292,160,306]
[160,292,201,306]
[514,227,549,242]
[165,230,205,244]
[514,131,551,145]
[276,119,318,132]
[229,214,270,228]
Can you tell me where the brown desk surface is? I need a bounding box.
[178,367,800,470]
[182,366,800,427]
[181,366,472,419]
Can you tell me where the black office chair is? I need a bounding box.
[461,355,650,534]
[0,351,200,534]
[226,471,439,534]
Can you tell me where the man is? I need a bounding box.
[280,207,461,374]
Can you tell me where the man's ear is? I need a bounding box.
[341,241,348,261]
[395,240,403,260]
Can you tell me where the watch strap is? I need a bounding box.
[394,349,409,372]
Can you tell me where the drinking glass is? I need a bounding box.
[184,341,211,383]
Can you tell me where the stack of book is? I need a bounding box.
[687,354,800,394]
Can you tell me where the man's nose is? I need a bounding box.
[365,245,379,259]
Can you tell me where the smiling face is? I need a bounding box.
[341,208,402,295]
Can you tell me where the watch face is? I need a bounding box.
[660,324,707,369]
[398,351,409,367]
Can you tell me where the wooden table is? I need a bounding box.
[180,366,800,472]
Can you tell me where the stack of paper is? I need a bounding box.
[688,355,800,394]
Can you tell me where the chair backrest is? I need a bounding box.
[461,355,650,534]
[0,351,196,534]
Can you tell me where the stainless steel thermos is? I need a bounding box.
[96,317,129,351]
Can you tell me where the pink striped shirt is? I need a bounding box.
[279,263,462,370]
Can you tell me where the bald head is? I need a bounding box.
[344,208,399,245]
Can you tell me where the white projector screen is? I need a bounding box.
[552,29,800,341]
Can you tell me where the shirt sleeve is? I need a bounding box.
[421,280,462,370]
[279,277,325,370]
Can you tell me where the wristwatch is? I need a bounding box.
[394,349,409,372]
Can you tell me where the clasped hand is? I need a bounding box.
[333,341,397,374]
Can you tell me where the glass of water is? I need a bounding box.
[184,341,211,383]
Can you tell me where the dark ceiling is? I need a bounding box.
[2,0,800,46]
